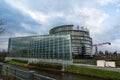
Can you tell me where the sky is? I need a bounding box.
[0,0,120,53]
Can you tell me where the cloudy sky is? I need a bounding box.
[0,0,120,53]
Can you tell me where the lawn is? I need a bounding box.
[66,65,120,80]
[8,60,28,67]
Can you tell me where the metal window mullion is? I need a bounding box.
[44,38,46,59]
[41,37,43,59]
[47,37,49,59]
[53,36,55,60]
[63,37,65,60]
[69,35,72,61]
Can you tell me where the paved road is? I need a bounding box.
[73,64,120,73]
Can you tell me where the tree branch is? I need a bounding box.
[0,19,5,34]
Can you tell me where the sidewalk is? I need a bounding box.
[73,63,120,73]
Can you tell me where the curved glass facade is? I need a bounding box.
[50,25,92,56]
[50,25,73,34]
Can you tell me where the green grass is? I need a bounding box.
[66,65,120,80]
[8,60,62,70]
[8,60,28,67]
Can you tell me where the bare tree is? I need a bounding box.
[0,19,5,34]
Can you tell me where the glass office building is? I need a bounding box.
[7,25,92,62]
[8,35,72,61]
[50,25,92,57]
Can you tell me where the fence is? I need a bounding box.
[73,59,120,67]
[73,59,96,65]
[3,67,56,80]
[33,73,56,80]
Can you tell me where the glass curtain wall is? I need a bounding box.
[8,35,71,60]
[49,25,92,56]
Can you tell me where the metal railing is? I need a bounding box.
[73,59,96,65]
[33,73,56,80]
[4,67,56,80]
[6,67,34,80]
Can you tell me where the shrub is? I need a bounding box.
[115,61,120,67]
[30,62,62,70]
[12,59,28,63]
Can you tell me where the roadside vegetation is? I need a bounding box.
[73,59,96,65]
[66,65,120,80]
[114,60,120,67]
[29,62,62,70]
[8,59,62,70]
[0,50,7,62]
[11,59,28,63]
[8,59,28,67]
[7,59,120,80]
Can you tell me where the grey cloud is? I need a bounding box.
[1,0,120,52]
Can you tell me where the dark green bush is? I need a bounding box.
[0,58,4,62]
[12,59,28,63]
[73,59,96,65]
[30,62,62,70]
[115,61,120,67]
